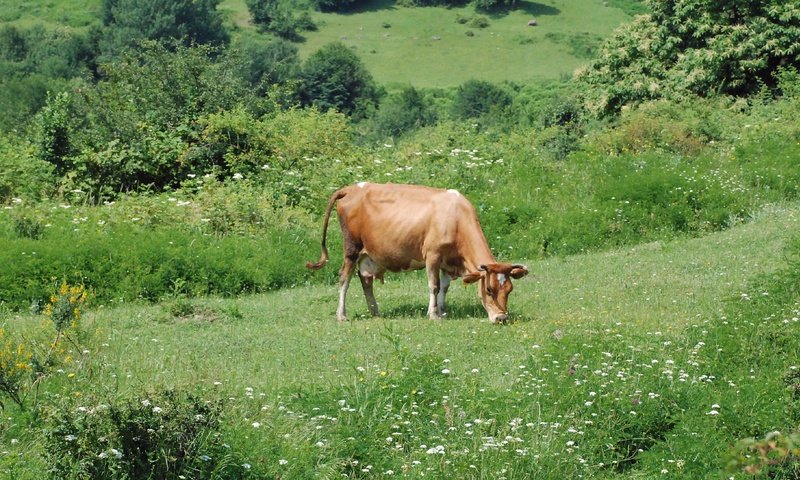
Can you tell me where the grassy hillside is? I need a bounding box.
[286,0,632,87]
[0,0,635,87]
[0,0,100,28]
[2,202,798,478]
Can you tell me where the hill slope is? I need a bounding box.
[4,202,799,478]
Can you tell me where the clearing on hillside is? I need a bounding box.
[220,0,634,88]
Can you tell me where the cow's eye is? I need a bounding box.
[486,287,495,296]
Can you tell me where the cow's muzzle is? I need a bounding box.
[492,313,508,324]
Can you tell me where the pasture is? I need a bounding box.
[288,0,631,88]
[0,0,635,88]
[1,201,798,478]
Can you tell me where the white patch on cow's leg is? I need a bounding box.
[359,272,380,317]
[426,261,441,320]
[337,283,349,321]
[337,259,357,322]
[437,272,451,316]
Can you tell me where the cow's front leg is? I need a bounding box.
[359,272,380,317]
[426,261,442,320]
[436,272,451,317]
[337,256,357,322]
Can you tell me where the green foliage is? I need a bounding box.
[0,136,53,201]
[44,389,244,479]
[313,0,372,11]
[367,86,438,139]
[450,79,512,120]
[228,33,300,92]
[0,327,34,410]
[473,0,518,11]
[0,25,95,132]
[467,15,490,28]
[578,0,800,116]
[246,0,317,40]
[299,42,382,119]
[47,42,253,196]
[0,182,319,310]
[34,92,73,176]
[99,0,230,57]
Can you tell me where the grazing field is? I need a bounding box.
[282,0,631,88]
[223,0,638,87]
[0,0,634,87]
[2,202,798,478]
[0,0,100,28]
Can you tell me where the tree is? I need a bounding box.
[100,0,229,57]
[450,79,512,120]
[369,86,437,138]
[473,0,518,10]
[245,0,316,40]
[312,0,369,12]
[38,42,253,197]
[229,33,300,91]
[577,0,800,116]
[298,42,381,118]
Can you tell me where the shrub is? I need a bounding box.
[299,42,382,119]
[99,0,229,57]
[451,79,512,120]
[42,42,253,198]
[44,389,244,479]
[0,135,53,201]
[577,0,800,116]
[229,33,300,91]
[368,86,438,139]
[467,15,490,28]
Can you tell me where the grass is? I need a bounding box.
[222,0,634,88]
[2,201,798,477]
[0,0,100,29]
[2,0,635,87]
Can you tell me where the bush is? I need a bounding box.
[577,0,800,116]
[0,182,322,310]
[299,42,382,119]
[450,79,512,121]
[229,33,300,91]
[368,86,438,139]
[0,136,53,202]
[39,42,253,198]
[100,0,229,57]
[44,389,245,479]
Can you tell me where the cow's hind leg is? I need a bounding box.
[358,272,380,317]
[337,255,357,322]
[436,271,451,317]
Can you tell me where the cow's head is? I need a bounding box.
[462,263,529,324]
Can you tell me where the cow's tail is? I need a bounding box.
[306,188,348,270]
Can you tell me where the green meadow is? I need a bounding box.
[0,0,634,87]
[2,201,799,478]
[2,0,800,477]
[290,1,630,87]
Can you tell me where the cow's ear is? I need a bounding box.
[510,265,529,279]
[462,271,483,284]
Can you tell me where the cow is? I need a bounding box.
[306,182,529,323]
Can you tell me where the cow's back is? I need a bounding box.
[337,183,474,271]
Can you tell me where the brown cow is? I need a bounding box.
[306,182,529,323]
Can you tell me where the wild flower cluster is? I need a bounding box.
[45,282,88,332]
[0,328,33,407]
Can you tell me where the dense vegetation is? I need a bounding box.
[2,0,800,477]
